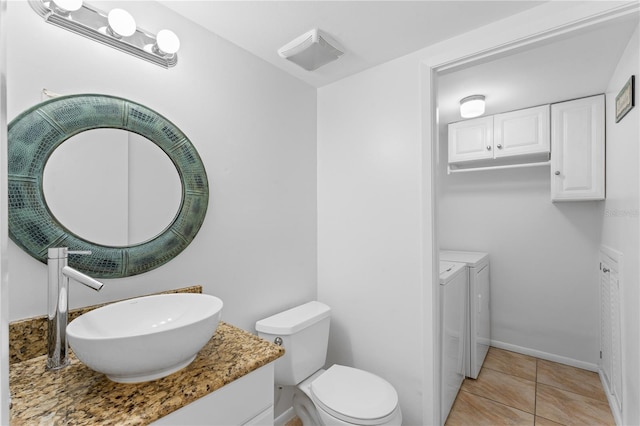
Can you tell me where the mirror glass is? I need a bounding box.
[43,129,182,247]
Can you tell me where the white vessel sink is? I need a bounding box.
[67,293,223,383]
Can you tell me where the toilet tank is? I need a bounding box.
[255,301,331,386]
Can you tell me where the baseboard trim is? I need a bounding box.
[490,340,598,372]
[274,407,296,426]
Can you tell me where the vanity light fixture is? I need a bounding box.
[154,29,181,56]
[28,0,180,68]
[50,0,82,14]
[106,8,137,39]
[460,95,486,118]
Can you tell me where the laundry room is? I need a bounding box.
[435,12,639,425]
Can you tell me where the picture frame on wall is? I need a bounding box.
[615,75,635,123]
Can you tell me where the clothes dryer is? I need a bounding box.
[440,250,490,379]
[439,261,467,424]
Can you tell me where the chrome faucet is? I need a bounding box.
[47,247,104,370]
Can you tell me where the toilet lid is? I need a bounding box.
[310,365,399,425]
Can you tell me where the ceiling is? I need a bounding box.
[160,1,545,88]
[160,1,638,124]
[437,14,639,127]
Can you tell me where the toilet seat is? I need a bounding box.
[310,365,400,425]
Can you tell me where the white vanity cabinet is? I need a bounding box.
[152,363,275,426]
[448,105,550,166]
[550,95,605,201]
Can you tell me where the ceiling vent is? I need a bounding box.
[278,28,344,71]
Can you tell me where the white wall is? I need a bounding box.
[318,2,638,424]
[7,1,318,332]
[318,54,424,425]
[437,129,603,367]
[602,24,640,426]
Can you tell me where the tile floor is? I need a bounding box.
[285,347,614,426]
[445,347,615,426]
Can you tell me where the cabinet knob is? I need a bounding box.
[603,268,610,273]
[554,171,561,176]
[497,144,503,149]
[486,145,492,151]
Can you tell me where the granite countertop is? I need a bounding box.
[9,287,285,425]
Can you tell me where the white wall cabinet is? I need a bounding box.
[448,105,550,167]
[493,105,550,158]
[151,363,275,426]
[550,95,605,201]
[448,116,494,163]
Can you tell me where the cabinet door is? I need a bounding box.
[551,95,605,201]
[151,364,274,426]
[448,116,494,163]
[493,105,550,158]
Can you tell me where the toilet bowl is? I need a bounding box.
[293,370,324,425]
[295,366,402,426]
[255,302,402,426]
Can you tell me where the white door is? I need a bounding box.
[448,116,494,163]
[600,257,612,390]
[609,266,622,414]
[599,247,623,417]
[493,105,550,158]
[551,95,605,201]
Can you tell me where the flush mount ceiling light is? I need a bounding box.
[278,28,344,71]
[460,95,486,118]
[28,0,180,68]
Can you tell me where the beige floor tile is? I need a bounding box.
[535,416,565,426]
[284,416,302,426]
[483,347,537,381]
[536,383,615,426]
[461,368,536,413]
[445,391,534,426]
[537,359,607,402]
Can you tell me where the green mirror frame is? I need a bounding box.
[8,94,209,278]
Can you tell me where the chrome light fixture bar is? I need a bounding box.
[28,0,179,68]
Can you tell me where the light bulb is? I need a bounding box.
[155,29,180,55]
[51,0,83,13]
[460,95,486,118]
[107,8,136,38]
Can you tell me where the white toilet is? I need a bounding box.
[256,301,402,426]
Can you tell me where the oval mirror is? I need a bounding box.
[8,94,209,278]
[43,129,182,247]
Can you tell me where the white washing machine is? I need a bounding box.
[439,261,467,425]
[440,250,490,380]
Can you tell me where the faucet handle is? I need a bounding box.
[68,250,92,256]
